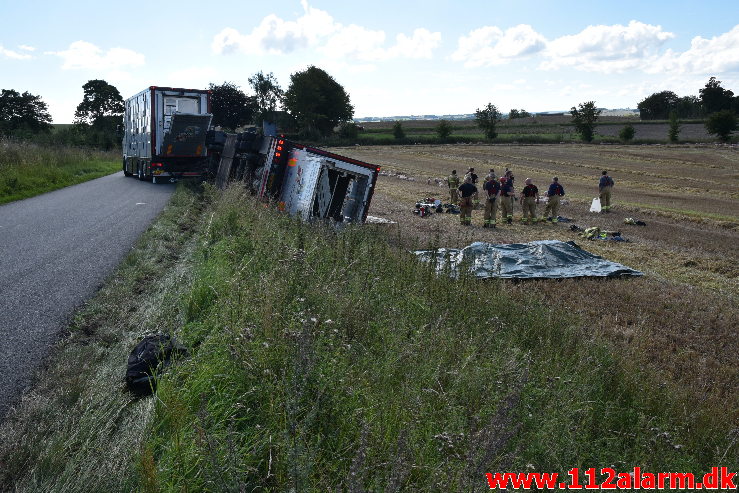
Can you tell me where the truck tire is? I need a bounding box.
[123,159,133,177]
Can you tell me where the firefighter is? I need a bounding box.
[544,176,565,222]
[519,178,540,223]
[599,170,615,212]
[458,176,477,225]
[485,168,496,182]
[464,167,479,208]
[447,170,460,204]
[499,176,515,224]
[483,172,500,228]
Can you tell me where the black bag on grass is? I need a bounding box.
[125,334,188,396]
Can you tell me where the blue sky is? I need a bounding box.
[1,0,738,123]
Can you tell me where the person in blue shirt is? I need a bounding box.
[544,177,565,222]
[599,170,615,212]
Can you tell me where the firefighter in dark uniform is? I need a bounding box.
[519,178,540,223]
[544,176,565,222]
[483,175,500,228]
[464,167,479,208]
[458,177,477,225]
[499,176,515,224]
[599,170,615,212]
[447,170,460,204]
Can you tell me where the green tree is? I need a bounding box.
[509,109,520,119]
[570,101,601,142]
[435,119,452,139]
[700,77,734,115]
[619,124,635,142]
[668,110,681,142]
[475,103,501,140]
[283,66,353,137]
[676,95,701,119]
[637,91,679,120]
[392,121,405,139]
[73,79,124,126]
[248,71,283,125]
[705,110,737,142]
[0,89,52,137]
[208,82,257,131]
[72,80,125,149]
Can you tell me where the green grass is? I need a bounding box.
[0,139,120,204]
[143,187,735,490]
[1,183,734,491]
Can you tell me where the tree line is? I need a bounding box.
[1,72,736,149]
[0,65,354,149]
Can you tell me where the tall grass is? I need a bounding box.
[0,138,120,204]
[1,183,734,491]
[142,185,735,490]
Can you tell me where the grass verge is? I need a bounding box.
[1,183,735,491]
[0,182,204,491]
[0,139,120,205]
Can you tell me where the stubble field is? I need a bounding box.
[331,143,738,422]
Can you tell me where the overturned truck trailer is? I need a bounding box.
[209,131,380,224]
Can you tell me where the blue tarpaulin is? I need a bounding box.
[414,240,642,279]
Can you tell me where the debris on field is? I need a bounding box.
[414,240,642,279]
[624,217,647,226]
[365,216,397,224]
[580,227,628,241]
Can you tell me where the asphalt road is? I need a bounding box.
[0,172,175,419]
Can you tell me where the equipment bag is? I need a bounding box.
[125,334,188,396]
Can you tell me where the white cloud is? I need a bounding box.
[387,28,441,59]
[648,25,739,74]
[165,66,220,89]
[47,41,145,70]
[0,45,32,60]
[452,24,546,67]
[212,1,440,61]
[18,45,35,52]
[321,24,387,60]
[541,20,674,72]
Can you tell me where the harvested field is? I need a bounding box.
[330,143,739,421]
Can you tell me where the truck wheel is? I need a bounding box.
[123,159,133,177]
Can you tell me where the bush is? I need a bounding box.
[337,122,359,140]
[668,111,681,143]
[435,119,452,139]
[705,110,737,142]
[619,124,635,142]
[392,121,405,140]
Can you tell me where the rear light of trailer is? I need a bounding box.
[152,162,163,167]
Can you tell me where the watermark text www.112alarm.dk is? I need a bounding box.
[486,466,736,490]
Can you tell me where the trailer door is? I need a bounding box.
[163,97,200,133]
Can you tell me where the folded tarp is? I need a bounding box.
[414,240,642,279]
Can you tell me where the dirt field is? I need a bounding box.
[330,143,739,419]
